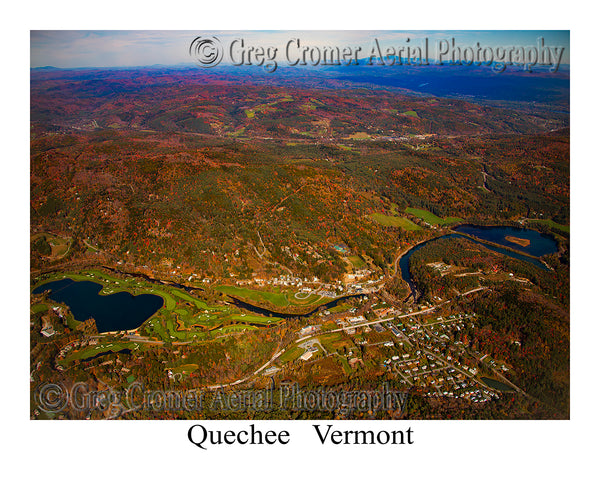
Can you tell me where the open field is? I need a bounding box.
[59,341,143,367]
[278,345,304,363]
[29,65,570,420]
[31,303,49,314]
[169,364,199,375]
[370,213,422,230]
[316,332,348,353]
[31,233,72,259]
[229,313,283,325]
[347,255,366,269]
[405,207,463,226]
[215,285,325,308]
[527,219,570,233]
[347,132,370,140]
[218,324,259,334]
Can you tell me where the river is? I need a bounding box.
[398,226,559,300]
[228,293,366,319]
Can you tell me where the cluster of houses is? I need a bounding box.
[231,272,385,299]
[385,351,498,402]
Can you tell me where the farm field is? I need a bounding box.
[527,218,570,233]
[346,255,366,269]
[370,213,422,230]
[405,207,463,226]
[31,233,72,259]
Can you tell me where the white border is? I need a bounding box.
[5,1,598,478]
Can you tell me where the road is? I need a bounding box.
[204,347,285,390]
[422,347,490,391]
[196,287,491,390]
[315,286,487,337]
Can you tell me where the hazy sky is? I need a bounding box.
[30,30,570,69]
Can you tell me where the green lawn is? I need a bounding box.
[405,207,463,226]
[278,346,304,363]
[31,303,49,314]
[60,341,141,366]
[170,289,220,311]
[31,233,71,258]
[347,255,366,269]
[327,303,352,314]
[229,313,283,325]
[370,213,422,231]
[169,364,199,375]
[216,285,326,308]
[348,132,370,140]
[527,219,570,233]
[338,356,353,375]
[218,324,259,334]
[402,110,419,117]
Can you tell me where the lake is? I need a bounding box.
[452,224,558,257]
[32,278,163,333]
[398,226,559,300]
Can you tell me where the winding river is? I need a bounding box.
[32,225,560,330]
[398,226,559,300]
[228,293,365,319]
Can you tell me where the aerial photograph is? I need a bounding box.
[29,30,570,420]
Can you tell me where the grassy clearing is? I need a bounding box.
[60,341,141,366]
[405,207,463,226]
[372,301,389,310]
[336,144,355,152]
[443,217,464,224]
[347,255,366,269]
[528,219,570,233]
[370,213,422,231]
[216,285,325,308]
[218,324,259,334]
[316,332,344,352]
[338,356,353,375]
[170,364,199,375]
[348,132,370,140]
[216,285,290,306]
[170,289,220,311]
[327,303,352,314]
[279,346,304,363]
[31,303,49,314]
[31,233,72,258]
[402,110,419,117]
[229,126,246,137]
[229,314,283,325]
